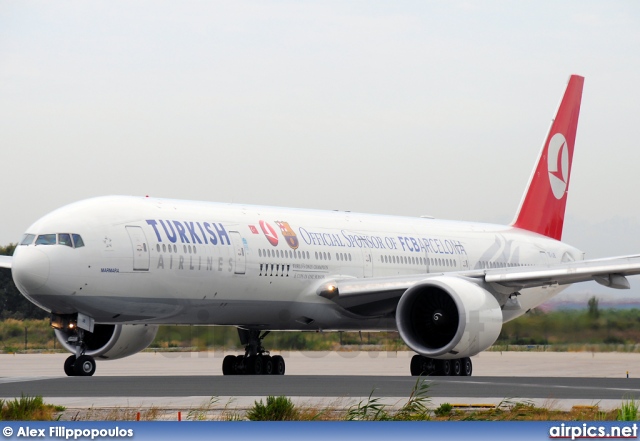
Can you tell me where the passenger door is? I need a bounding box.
[126,226,150,271]
[230,231,246,274]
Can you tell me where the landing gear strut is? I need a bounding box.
[63,328,96,377]
[222,329,285,375]
[410,354,472,377]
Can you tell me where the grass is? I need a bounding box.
[344,378,432,421]
[43,393,640,421]
[186,397,219,421]
[432,399,622,421]
[0,395,64,421]
[618,398,639,421]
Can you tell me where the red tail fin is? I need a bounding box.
[512,75,584,240]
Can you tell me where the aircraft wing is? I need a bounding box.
[0,255,12,269]
[317,255,640,315]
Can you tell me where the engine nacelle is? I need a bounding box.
[396,276,502,359]
[55,324,159,360]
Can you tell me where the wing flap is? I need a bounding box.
[484,255,640,290]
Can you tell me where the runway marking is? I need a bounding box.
[428,379,640,394]
[0,377,56,384]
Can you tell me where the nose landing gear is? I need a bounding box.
[222,329,286,375]
[62,328,97,377]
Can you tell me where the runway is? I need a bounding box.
[1,375,639,401]
[1,351,639,410]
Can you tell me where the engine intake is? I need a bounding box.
[55,324,159,360]
[396,276,502,359]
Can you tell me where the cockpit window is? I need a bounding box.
[58,233,73,247]
[35,234,57,245]
[72,234,85,248]
[19,234,36,246]
[33,233,84,248]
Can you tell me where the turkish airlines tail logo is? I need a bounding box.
[547,133,569,200]
[512,75,584,241]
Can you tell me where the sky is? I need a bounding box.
[2,0,640,271]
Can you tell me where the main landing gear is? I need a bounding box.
[222,329,285,375]
[63,328,97,377]
[410,355,472,377]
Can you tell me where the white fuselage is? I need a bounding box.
[12,196,583,331]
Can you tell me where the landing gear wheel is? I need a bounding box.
[64,355,76,376]
[452,359,462,376]
[271,355,285,375]
[249,355,264,375]
[73,355,96,376]
[234,355,245,375]
[410,355,433,376]
[439,359,452,376]
[263,355,273,375]
[222,355,237,375]
[461,357,473,376]
[228,329,286,375]
[410,355,421,376]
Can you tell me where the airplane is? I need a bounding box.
[2,74,640,378]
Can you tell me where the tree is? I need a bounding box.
[588,296,600,319]
[0,243,16,256]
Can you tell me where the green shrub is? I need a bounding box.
[434,403,453,417]
[0,395,60,421]
[246,396,299,421]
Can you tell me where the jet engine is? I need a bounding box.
[54,324,159,360]
[396,276,502,359]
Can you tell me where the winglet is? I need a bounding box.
[512,75,584,240]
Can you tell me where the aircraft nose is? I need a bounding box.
[12,248,50,292]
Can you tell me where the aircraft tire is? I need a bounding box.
[452,359,462,376]
[440,359,452,376]
[410,355,420,376]
[249,355,264,375]
[74,355,96,376]
[263,355,273,375]
[410,355,432,376]
[64,355,76,377]
[461,357,472,376]
[222,355,236,375]
[271,355,285,375]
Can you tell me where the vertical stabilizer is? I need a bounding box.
[512,75,584,240]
